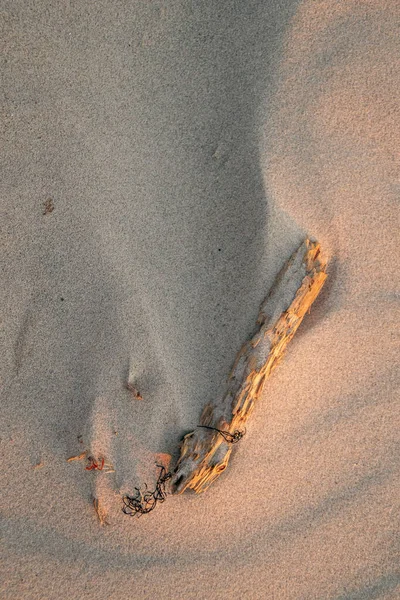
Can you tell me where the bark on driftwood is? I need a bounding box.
[171,238,327,495]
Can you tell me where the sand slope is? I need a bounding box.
[1,1,399,598]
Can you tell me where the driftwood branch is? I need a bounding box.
[171,238,327,494]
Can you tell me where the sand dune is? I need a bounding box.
[1,1,399,598]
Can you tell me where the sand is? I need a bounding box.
[1,1,399,598]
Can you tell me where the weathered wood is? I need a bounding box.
[171,238,327,494]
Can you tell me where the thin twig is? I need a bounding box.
[93,497,108,526]
[67,451,87,462]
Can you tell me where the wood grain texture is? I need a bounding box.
[171,238,328,494]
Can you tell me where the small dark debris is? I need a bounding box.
[43,198,54,215]
[126,382,143,400]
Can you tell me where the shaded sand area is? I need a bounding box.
[1,1,399,598]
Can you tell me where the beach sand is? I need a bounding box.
[1,1,399,598]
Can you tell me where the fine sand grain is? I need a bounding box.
[1,1,399,599]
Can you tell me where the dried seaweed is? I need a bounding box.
[85,456,105,471]
[122,465,172,517]
[197,425,246,444]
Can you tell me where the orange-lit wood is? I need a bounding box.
[171,238,327,494]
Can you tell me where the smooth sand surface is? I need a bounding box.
[1,1,399,598]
